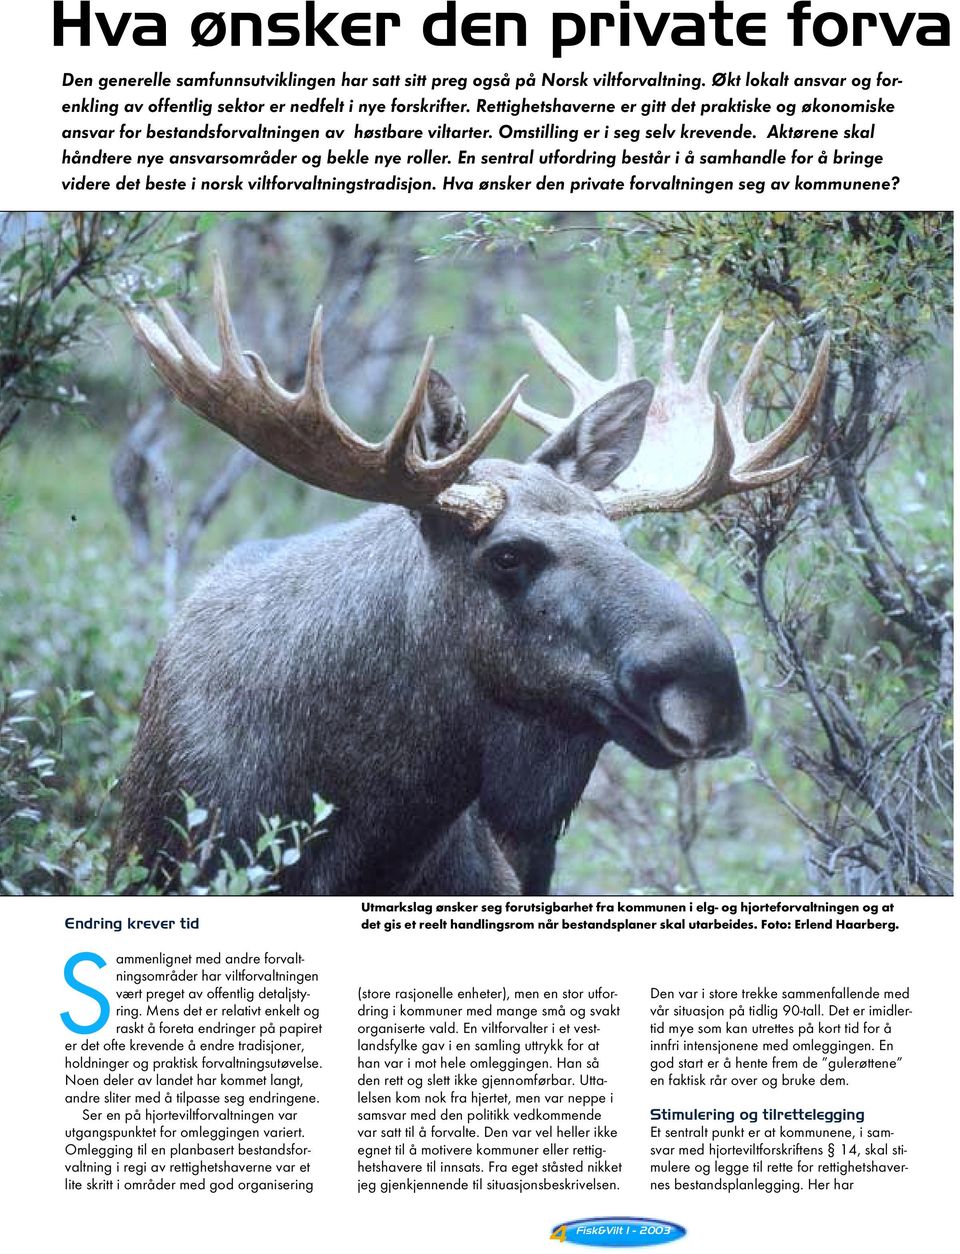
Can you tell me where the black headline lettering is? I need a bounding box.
[51,2,951,52]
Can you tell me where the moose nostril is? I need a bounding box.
[615,654,678,714]
[658,683,752,758]
[656,684,714,756]
[615,635,750,759]
[662,724,697,755]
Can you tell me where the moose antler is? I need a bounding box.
[516,309,830,518]
[125,256,526,532]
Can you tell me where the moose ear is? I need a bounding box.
[416,369,469,460]
[529,379,653,491]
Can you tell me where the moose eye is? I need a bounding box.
[490,546,522,572]
[483,540,549,588]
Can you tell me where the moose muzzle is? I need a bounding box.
[604,604,750,769]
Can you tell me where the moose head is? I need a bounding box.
[116,260,829,895]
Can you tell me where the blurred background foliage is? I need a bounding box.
[0,210,952,896]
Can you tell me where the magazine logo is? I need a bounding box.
[550,1217,686,1247]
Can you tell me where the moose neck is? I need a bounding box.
[296,508,604,890]
[404,517,607,845]
[280,508,487,889]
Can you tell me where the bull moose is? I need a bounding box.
[114,260,829,895]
